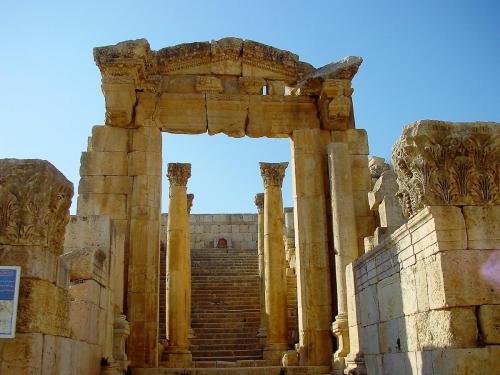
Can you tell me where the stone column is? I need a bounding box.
[254,193,267,338]
[163,163,192,367]
[187,193,195,340]
[259,162,289,360]
[291,128,333,366]
[328,143,361,374]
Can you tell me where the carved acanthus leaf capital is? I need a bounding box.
[167,163,191,187]
[259,162,288,188]
[187,193,194,214]
[254,193,264,213]
[392,120,499,218]
[0,159,73,252]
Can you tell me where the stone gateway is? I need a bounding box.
[0,38,498,375]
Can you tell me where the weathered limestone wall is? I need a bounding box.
[349,206,499,374]
[160,214,258,250]
[347,121,500,375]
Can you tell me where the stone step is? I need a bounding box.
[192,322,259,329]
[190,337,261,346]
[191,343,263,351]
[135,366,332,374]
[193,359,278,368]
[193,327,259,335]
[192,316,260,324]
[191,349,262,358]
[192,312,260,319]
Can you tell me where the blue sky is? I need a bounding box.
[1,0,499,213]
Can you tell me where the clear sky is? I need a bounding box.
[1,0,499,214]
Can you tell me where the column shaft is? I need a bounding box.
[328,142,358,374]
[260,163,289,360]
[255,193,267,338]
[163,164,192,367]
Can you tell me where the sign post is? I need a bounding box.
[0,266,21,338]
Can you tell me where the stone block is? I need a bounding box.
[102,81,136,127]
[414,260,430,312]
[330,129,369,155]
[78,175,133,194]
[377,273,404,322]
[135,92,158,127]
[77,193,127,220]
[62,247,107,285]
[0,333,43,375]
[64,215,111,252]
[130,126,162,153]
[400,266,418,315]
[91,125,129,152]
[69,279,101,305]
[478,304,500,344]
[360,324,379,354]
[79,151,128,176]
[207,94,248,137]
[359,284,379,326]
[378,318,403,353]
[382,352,412,375]
[364,354,382,375]
[158,93,207,134]
[247,96,319,137]
[431,346,499,375]
[463,205,500,250]
[42,335,76,375]
[17,279,70,337]
[415,308,477,349]
[128,151,162,176]
[0,245,58,283]
[69,300,102,344]
[438,249,500,308]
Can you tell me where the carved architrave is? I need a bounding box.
[0,159,73,252]
[259,162,288,188]
[167,163,192,187]
[254,193,264,213]
[392,120,500,217]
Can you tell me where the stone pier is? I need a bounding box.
[328,143,364,374]
[162,163,192,367]
[255,193,267,338]
[259,162,289,360]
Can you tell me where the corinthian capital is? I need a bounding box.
[187,193,194,214]
[259,162,288,188]
[254,193,264,213]
[392,120,499,217]
[167,163,191,187]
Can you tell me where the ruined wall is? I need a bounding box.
[161,214,258,250]
[348,206,499,374]
[346,121,500,375]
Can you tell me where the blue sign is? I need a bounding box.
[0,266,21,338]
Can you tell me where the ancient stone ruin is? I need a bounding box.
[0,38,498,375]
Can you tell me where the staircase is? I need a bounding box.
[190,248,264,362]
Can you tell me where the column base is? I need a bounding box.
[161,347,192,368]
[345,353,367,375]
[263,343,288,360]
[332,315,349,375]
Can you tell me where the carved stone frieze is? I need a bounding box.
[195,76,223,93]
[259,162,288,188]
[391,120,500,217]
[254,193,264,213]
[167,163,192,187]
[0,159,73,252]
